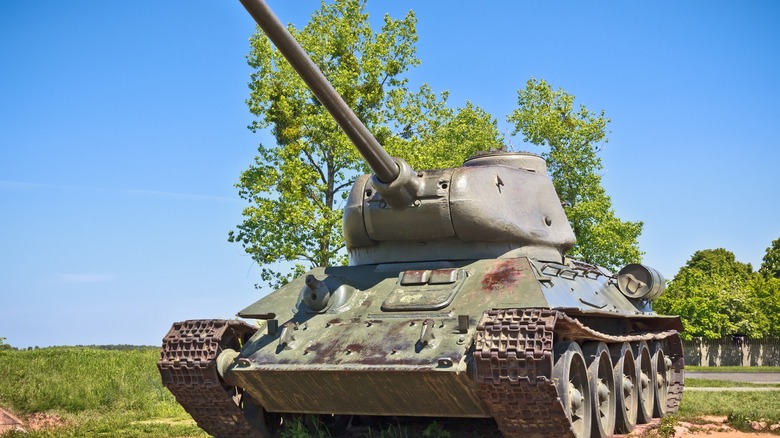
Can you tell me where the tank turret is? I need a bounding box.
[158,2,685,437]
[240,0,575,265]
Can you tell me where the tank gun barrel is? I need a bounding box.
[239,0,399,184]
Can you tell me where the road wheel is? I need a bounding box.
[610,342,638,433]
[554,341,592,438]
[583,342,616,437]
[633,340,655,424]
[651,341,670,417]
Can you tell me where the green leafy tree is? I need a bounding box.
[507,78,643,271]
[0,337,12,351]
[654,249,768,339]
[748,274,780,337]
[759,237,780,278]
[230,0,502,288]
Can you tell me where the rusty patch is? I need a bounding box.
[289,320,436,366]
[304,338,342,364]
[481,259,524,292]
[345,342,363,353]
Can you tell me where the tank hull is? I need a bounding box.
[160,257,684,437]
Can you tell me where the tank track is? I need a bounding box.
[474,308,683,438]
[158,319,260,438]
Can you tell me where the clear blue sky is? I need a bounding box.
[1,1,778,348]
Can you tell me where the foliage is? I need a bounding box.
[655,415,679,438]
[0,336,13,350]
[654,248,770,339]
[278,417,330,438]
[230,0,501,288]
[422,421,451,438]
[367,422,409,438]
[507,78,643,271]
[751,239,780,336]
[760,237,780,279]
[748,274,780,336]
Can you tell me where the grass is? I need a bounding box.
[0,347,206,437]
[685,378,780,388]
[650,385,780,437]
[680,390,780,417]
[678,372,780,434]
[686,365,780,372]
[671,375,780,434]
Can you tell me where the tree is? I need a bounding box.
[752,237,780,336]
[684,248,753,280]
[230,0,502,288]
[507,78,642,271]
[759,237,780,278]
[0,337,12,351]
[653,249,768,339]
[748,274,780,337]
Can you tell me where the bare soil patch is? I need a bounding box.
[25,411,67,431]
[624,416,780,437]
[0,408,24,435]
[0,408,68,436]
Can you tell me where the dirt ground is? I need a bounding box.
[626,416,779,438]
[0,408,66,435]
[0,408,24,435]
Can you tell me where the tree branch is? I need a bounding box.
[302,147,327,186]
[334,179,355,194]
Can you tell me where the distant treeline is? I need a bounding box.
[0,342,158,351]
[654,238,780,339]
[75,344,159,350]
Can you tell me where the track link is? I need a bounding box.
[474,309,684,437]
[158,319,260,438]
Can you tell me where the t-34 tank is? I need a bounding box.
[158,0,684,436]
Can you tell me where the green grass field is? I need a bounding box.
[1,348,780,437]
[686,365,780,373]
[685,378,780,388]
[0,347,206,437]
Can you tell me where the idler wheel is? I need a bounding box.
[217,327,280,438]
[610,342,638,433]
[633,340,655,424]
[554,341,592,438]
[583,342,616,438]
[651,341,670,418]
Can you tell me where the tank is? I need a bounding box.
[158,0,684,436]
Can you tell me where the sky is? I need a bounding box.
[1,1,778,348]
